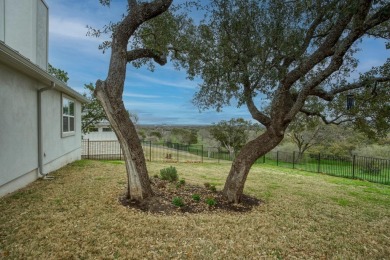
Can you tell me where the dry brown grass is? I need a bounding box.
[1,160,389,259]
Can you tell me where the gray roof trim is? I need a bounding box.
[0,41,89,103]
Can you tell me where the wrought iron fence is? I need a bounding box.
[81,140,390,185]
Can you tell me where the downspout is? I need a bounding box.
[37,81,55,177]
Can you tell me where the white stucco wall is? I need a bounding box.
[36,0,48,70]
[41,91,82,174]
[0,63,83,197]
[0,63,39,193]
[2,0,48,69]
[83,131,118,141]
[0,0,4,41]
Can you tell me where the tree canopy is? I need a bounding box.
[179,0,390,202]
[183,0,390,137]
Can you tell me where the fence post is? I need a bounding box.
[352,155,356,179]
[201,145,204,163]
[119,143,122,160]
[87,139,90,159]
[277,151,279,166]
[218,147,220,164]
[317,153,321,173]
[293,151,295,169]
[177,143,179,162]
[149,141,152,162]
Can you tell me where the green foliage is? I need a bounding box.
[81,83,107,134]
[210,118,253,158]
[48,63,69,83]
[150,131,162,139]
[172,197,184,207]
[171,128,198,145]
[192,194,201,202]
[205,198,216,207]
[160,166,178,182]
[181,0,390,140]
[179,179,186,185]
[204,182,217,192]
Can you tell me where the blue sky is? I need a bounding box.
[45,0,389,125]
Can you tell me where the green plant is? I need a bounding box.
[172,197,184,207]
[160,166,178,182]
[192,194,201,202]
[179,179,186,185]
[209,185,217,192]
[204,182,217,192]
[205,198,216,207]
[153,174,159,178]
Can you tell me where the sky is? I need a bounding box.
[45,0,389,125]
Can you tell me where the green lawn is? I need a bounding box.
[1,160,389,259]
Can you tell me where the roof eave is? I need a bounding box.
[0,41,89,103]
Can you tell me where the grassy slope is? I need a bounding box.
[0,160,389,259]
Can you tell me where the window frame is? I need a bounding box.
[61,94,76,137]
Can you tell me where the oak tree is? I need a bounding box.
[183,0,390,202]
[210,118,253,159]
[91,0,174,201]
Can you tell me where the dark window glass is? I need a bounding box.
[63,116,68,132]
[70,117,75,132]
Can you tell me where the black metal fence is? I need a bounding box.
[81,140,390,185]
[256,151,390,185]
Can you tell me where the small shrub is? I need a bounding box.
[160,166,178,182]
[209,185,217,192]
[205,198,216,207]
[192,194,201,202]
[176,179,186,189]
[153,174,159,179]
[172,197,184,207]
[204,182,217,192]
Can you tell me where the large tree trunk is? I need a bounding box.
[223,130,284,203]
[96,82,153,201]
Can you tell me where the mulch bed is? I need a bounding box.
[120,177,261,215]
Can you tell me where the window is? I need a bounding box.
[102,127,112,132]
[62,96,75,135]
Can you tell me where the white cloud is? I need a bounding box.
[124,101,181,111]
[123,92,161,99]
[50,17,89,41]
[131,72,198,90]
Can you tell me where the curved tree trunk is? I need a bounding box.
[223,130,284,203]
[96,82,153,201]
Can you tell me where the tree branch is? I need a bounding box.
[281,6,355,90]
[127,48,167,65]
[309,76,390,101]
[243,83,271,127]
[300,108,352,125]
[364,3,390,30]
[285,1,375,122]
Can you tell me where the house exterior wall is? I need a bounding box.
[0,63,39,192]
[0,0,4,41]
[83,127,117,141]
[1,0,48,69]
[41,91,82,174]
[0,63,82,197]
